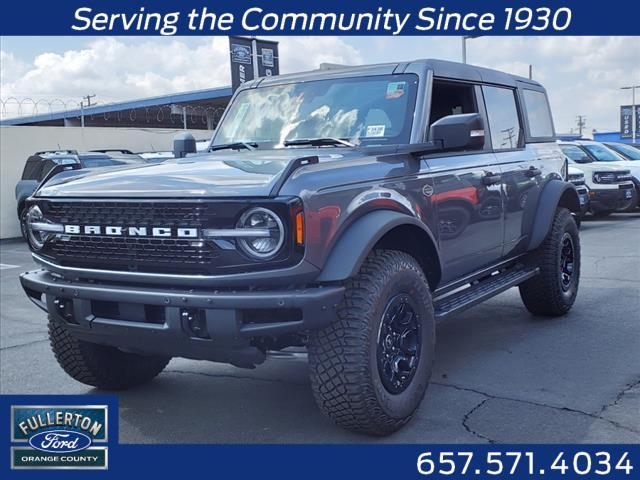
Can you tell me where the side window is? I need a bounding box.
[429,80,483,150]
[37,159,57,182]
[482,86,522,150]
[429,80,478,124]
[522,89,554,138]
[21,158,42,180]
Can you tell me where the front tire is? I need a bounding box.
[19,208,28,241]
[308,250,435,436]
[519,208,580,316]
[49,321,170,390]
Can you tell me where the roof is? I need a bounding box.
[251,59,543,90]
[0,85,233,126]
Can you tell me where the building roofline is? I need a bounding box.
[0,85,233,126]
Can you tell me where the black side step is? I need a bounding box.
[434,266,539,321]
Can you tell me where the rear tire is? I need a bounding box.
[308,250,435,436]
[519,208,580,316]
[49,321,170,390]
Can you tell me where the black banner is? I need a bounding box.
[255,39,280,78]
[229,36,254,92]
[620,105,639,139]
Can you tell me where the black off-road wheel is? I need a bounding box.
[19,207,28,241]
[49,321,170,390]
[308,250,435,436]
[519,207,580,316]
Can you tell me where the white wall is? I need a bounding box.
[1,126,212,239]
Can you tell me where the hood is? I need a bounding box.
[567,166,583,176]
[569,162,631,174]
[36,149,358,198]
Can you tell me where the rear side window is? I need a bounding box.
[522,90,554,138]
[482,86,521,150]
[21,158,42,180]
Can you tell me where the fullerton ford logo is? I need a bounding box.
[63,225,198,238]
[28,430,92,453]
[11,404,109,470]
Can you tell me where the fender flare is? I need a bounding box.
[527,180,581,251]
[315,209,440,283]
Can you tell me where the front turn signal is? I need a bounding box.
[295,211,304,246]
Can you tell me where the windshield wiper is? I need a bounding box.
[209,142,257,152]
[283,137,356,148]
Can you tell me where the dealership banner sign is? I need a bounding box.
[620,105,639,139]
[1,0,639,35]
[229,36,280,91]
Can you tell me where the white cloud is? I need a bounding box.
[1,35,638,133]
[0,36,361,106]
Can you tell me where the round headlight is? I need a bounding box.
[237,207,284,259]
[26,205,46,250]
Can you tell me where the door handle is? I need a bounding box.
[482,172,502,185]
[525,167,542,178]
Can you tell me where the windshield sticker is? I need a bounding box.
[366,125,386,137]
[386,82,406,99]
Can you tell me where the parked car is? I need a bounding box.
[603,142,640,161]
[15,150,146,238]
[20,59,583,436]
[567,165,590,219]
[573,140,639,212]
[601,142,640,203]
[559,142,636,216]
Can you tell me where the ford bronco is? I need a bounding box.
[20,59,581,435]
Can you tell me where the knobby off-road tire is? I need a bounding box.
[49,320,170,390]
[519,207,580,316]
[308,250,435,436]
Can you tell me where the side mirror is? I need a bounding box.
[429,113,485,151]
[173,132,197,158]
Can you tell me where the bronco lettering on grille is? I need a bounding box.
[63,225,198,238]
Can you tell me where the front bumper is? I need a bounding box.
[20,268,344,367]
[589,185,637,213]
[574,185,590,215]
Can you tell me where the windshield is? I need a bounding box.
[213,74,418,148]
[582,144,623,162]
[608,143,640,160]
[560,145,592,163]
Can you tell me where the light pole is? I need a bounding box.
[461,36,482,64]
[621,85,640,142]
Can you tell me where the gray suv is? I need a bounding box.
[15,150,145,238]
[20,60,581,435]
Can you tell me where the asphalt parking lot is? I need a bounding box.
[1,214,639,444]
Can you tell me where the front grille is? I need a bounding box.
[50,236,219,271]
[593,171,632,184]
[46,201,212,227]
[37,200,300,275]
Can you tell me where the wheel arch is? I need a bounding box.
[527,180,581,251]
[315,210,442,289]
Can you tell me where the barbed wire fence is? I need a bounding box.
[1,97,226,129]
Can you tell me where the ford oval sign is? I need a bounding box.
[28,429,92,453]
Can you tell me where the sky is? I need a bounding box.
[1,36,639,133]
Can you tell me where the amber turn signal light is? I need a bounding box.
[295,211,304,245]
